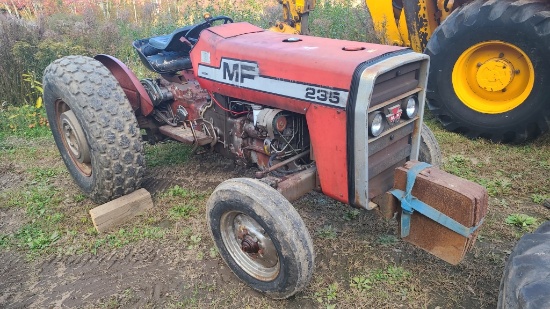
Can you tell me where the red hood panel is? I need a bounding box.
[190,22,405,111]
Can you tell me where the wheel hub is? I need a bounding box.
[220,211,280,281]
[452,40,535,114]
[60,110,90,164]
[476,58,514,92]
[240,234,260,253]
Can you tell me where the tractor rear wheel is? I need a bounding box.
[498,221,550,308]
[206,178,314,299]
[425,0,550,143]
[43,55,145,204]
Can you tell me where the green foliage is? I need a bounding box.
[351,266,411,294]
[91,227,165,254]
[29,167,63,184]
[505,214,537,228]
[16,187,59,216]
[21,72,43,108]
[309,1,377,42]
[317,225,337,239]
[351,275,373,292]
[15,224,60,250]
[0,104,50,138]
[377,234,399,246]
[187,234,202,250]
[169,204,197,219]
[74,193,87,202]
[315,282,338,309]
[165,185,192,198]
[531,194,549,204]
[343,209,360,221]
[145,142,193,167]
[0,234,10,249]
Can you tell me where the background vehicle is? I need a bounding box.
[366,0,550,143]
[43,15,486,298]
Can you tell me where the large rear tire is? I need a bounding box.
[207,178,315,299]
[43,55,145,204]
[498,221,550,309]
[425,0,550,143]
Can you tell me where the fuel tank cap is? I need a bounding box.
[283,37,302,42]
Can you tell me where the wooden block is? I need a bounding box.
[394,161,488,265]
[89,188,153,233]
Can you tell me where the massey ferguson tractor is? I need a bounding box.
[43,16,487,299]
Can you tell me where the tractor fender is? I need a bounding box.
[94,54,154,116]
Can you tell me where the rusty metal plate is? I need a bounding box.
[393,161,488,265]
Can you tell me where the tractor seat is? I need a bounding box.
[132,38,193,75]
[148,25,193,52]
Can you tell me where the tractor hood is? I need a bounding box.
[190,22,406,113]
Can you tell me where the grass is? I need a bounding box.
[144,141,194,167]
[505,214,537,229]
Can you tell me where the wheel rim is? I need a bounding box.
[452,41,535,114]
[220,211,280,281]
[55,99,92,176]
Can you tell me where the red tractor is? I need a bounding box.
[43,16,486,298]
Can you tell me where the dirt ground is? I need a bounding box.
[0,134,548,308]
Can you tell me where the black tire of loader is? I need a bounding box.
[419,123,442,167]
[43,55,145,204]
[206,178,315,299]
[497,221,550,309]
[425,0,550,143]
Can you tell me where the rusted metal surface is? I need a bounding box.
[240,234,260,254]
[94,54,154,116]
[276,167,317,202]
[158,125,213,146]
[370,61,421,108]
[393,161,488,264]
[255,151,310,178]
[162,77,210,121]
[368,135,411,178]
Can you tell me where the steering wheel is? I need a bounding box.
[184,15,234,45]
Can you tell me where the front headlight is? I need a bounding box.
[368,112,385,137]
[401,95,418,119]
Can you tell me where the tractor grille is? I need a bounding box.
[367,61,422,198]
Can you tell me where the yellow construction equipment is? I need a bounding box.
[285,0,550,143]
[270,0,316,34]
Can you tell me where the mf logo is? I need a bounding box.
[221,59,259,85]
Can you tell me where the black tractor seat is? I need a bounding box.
[148,25,194,51]
[132,37,193,75]
[132,16,233,75]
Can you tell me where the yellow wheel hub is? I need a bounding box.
[452,41,534,114]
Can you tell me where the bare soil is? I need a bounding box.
[1,135,548,308]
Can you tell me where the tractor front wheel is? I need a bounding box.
[206,178,315,299]
[425,0,550,143]
[419,123,442,167]
[43,55,145,204]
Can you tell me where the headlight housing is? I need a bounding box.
[368,112,385,137]
[401,95,419,119]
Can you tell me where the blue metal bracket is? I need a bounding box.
[390,162,484,238]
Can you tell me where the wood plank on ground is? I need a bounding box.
[89,188,153,233]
